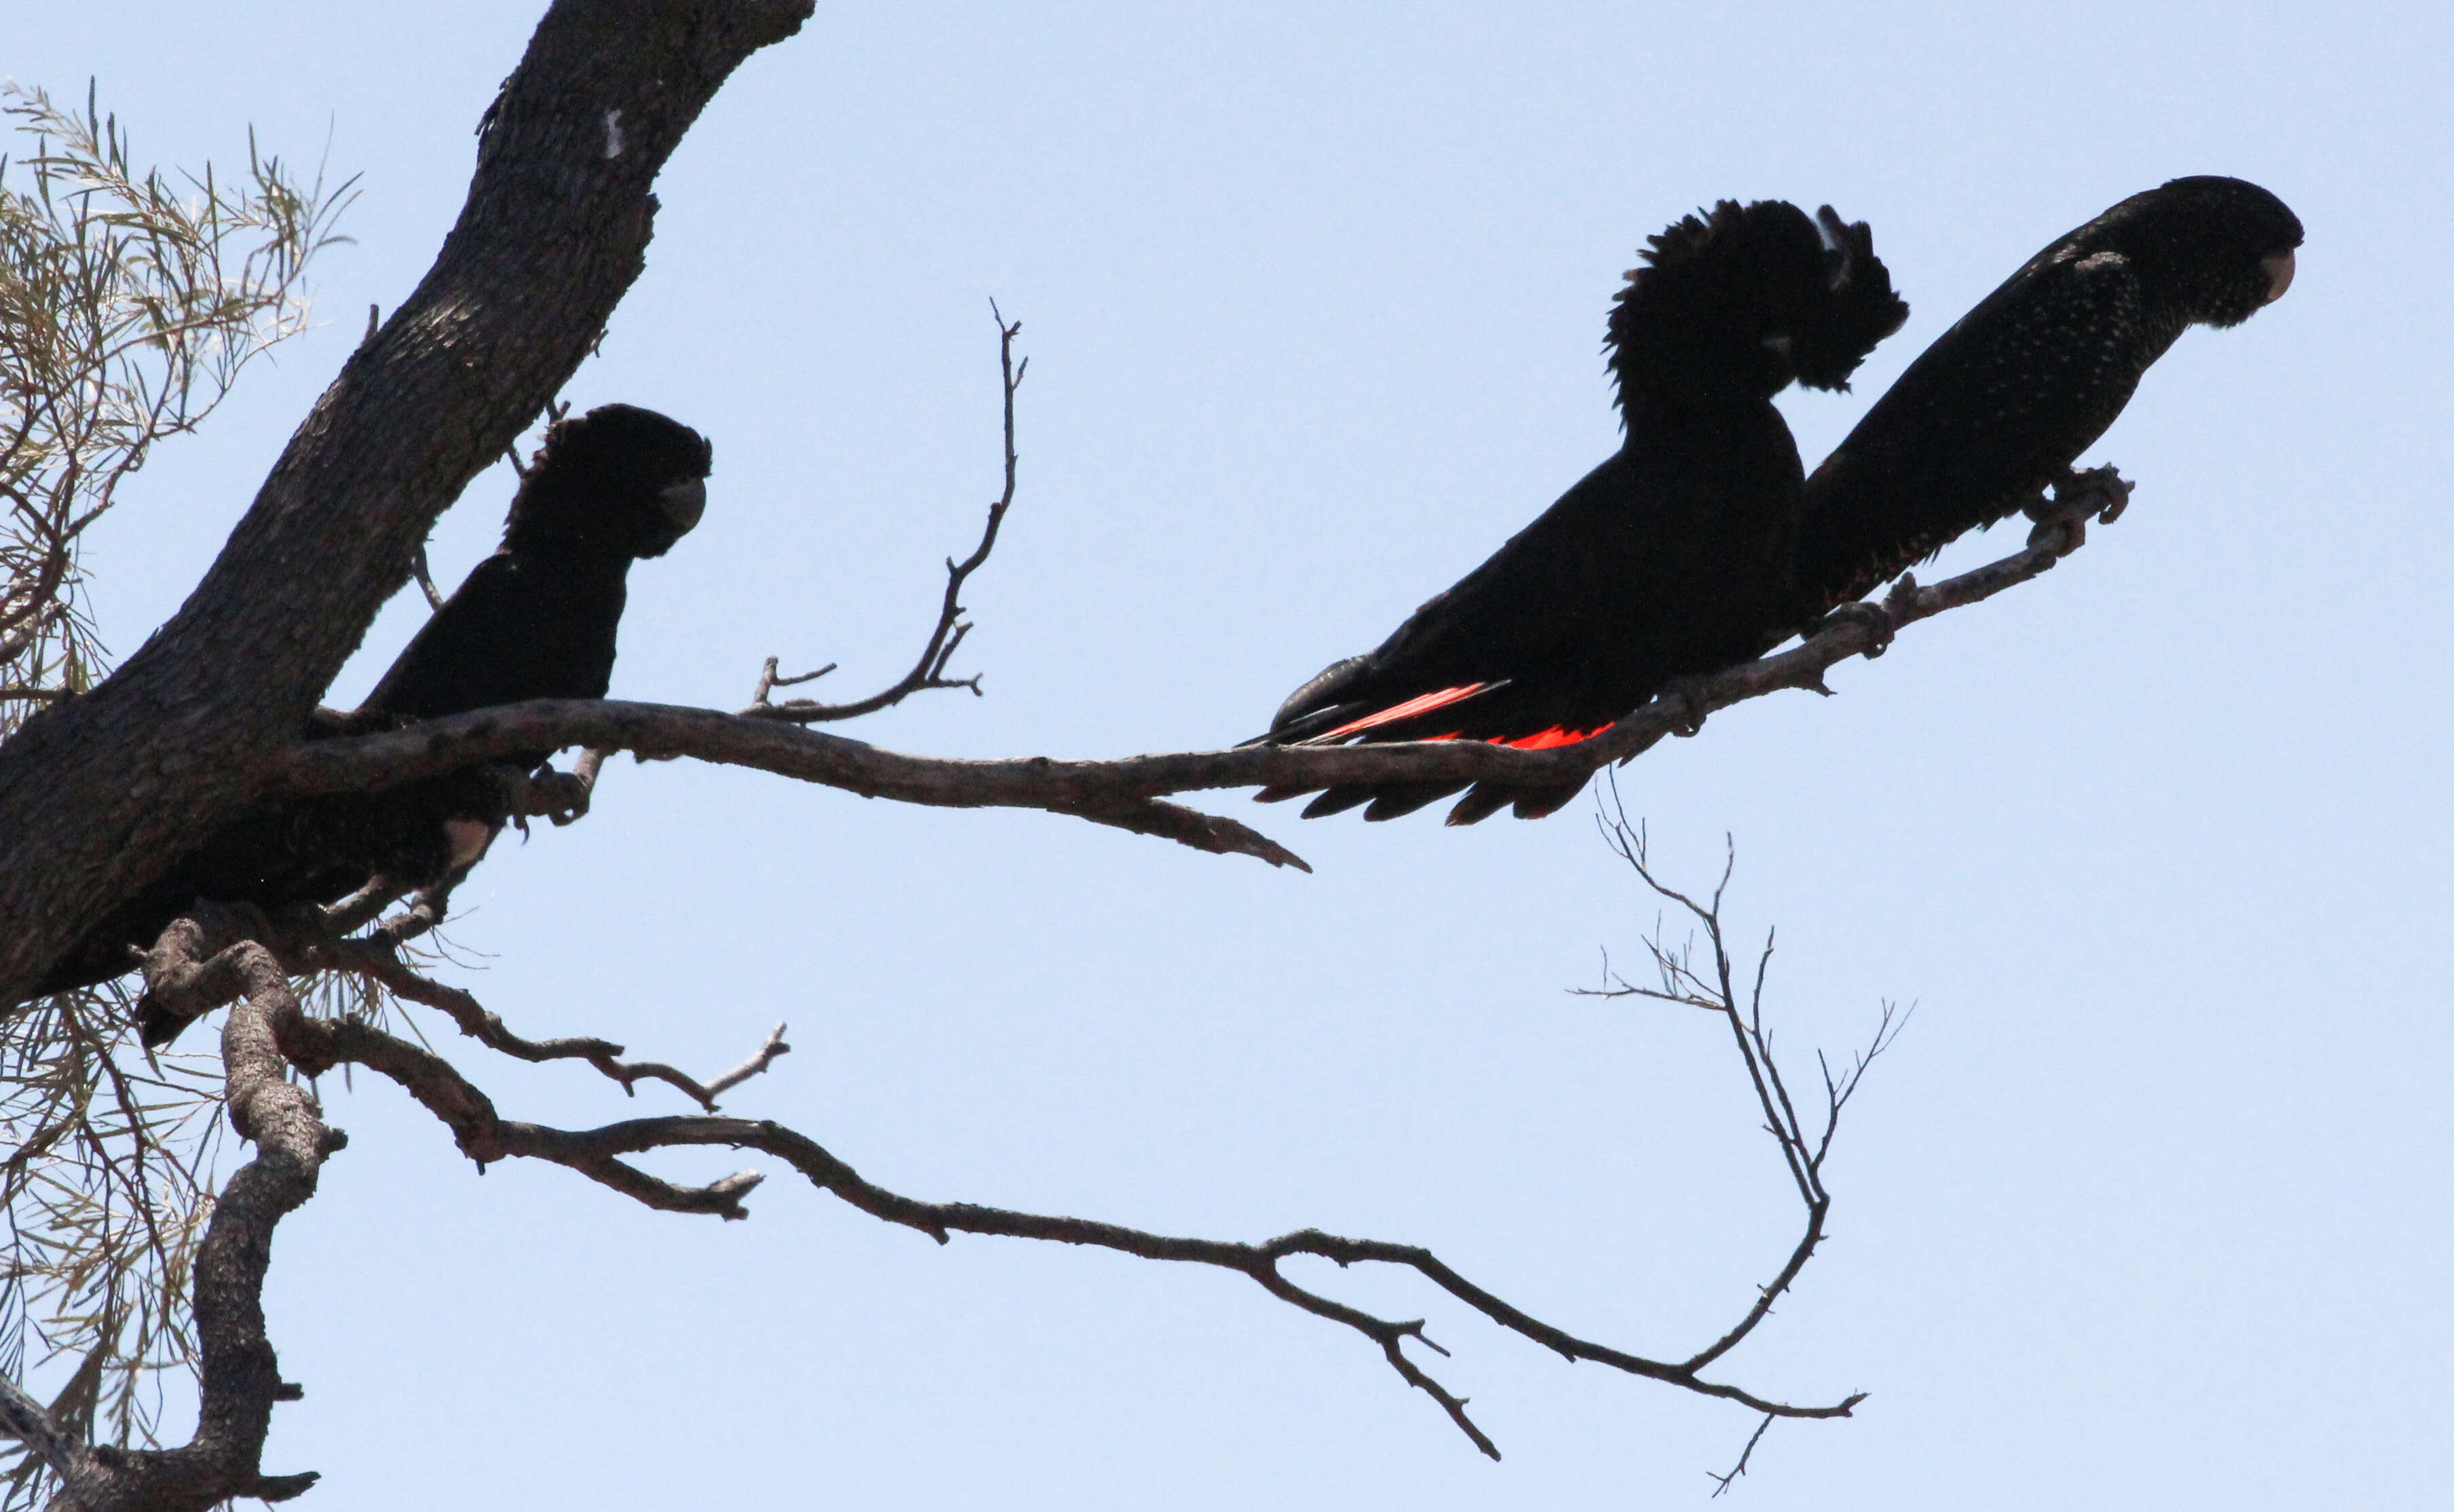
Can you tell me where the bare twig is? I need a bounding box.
[276,469,2134,873]
[290,1006,1862,1462]
[743,303,1026,725]
[1709,1412,1776,1496]
[747,656,834,706]
[0,1372,88,1498]
[310,934,784,1113]
[132,898,789,1118]
[1573,787,1910,1475]
[701,1022,792,1102]
[409,546,446,612]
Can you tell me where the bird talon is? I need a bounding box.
[1817,600,1895,658]
[2024,512,2085,555]
[1661,677,1711,736]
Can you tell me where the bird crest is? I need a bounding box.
[1606,199,1905,415]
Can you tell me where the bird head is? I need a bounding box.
[502,403,714,559]
[2084,175,2303,329]
[1789,206,1912,392]
[1609,198,1906,415]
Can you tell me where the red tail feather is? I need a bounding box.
[1319,683,1491,740]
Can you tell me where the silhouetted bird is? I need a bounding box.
[1249,200,1907,825]
[1790,176,2301,623]
[29,403,713,1040]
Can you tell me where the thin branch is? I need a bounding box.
[295,1001,1867,1461]
[308,934,785,1114]
[274,468,2134,872]
[409,546,445,613]
[700,1023,792,1103]
[1709,1412,1776,1496]
[747,656,834,706]
[1572,791,1908,1472]
[743,303,1026,723]
[130,896,789,1118]
[0,1372,90,1500]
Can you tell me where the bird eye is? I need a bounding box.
[2260,249,2296,303]
[1761,333,1794,357]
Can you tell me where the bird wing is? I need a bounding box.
[362,552,625,720]
[1793,246,2149,618]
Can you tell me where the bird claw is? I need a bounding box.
[1660,676,1711,737]
[529,769,593,827]
[2064,463,2133,525]
[1816,600,1895,658]
[2024,466,2133,556]
[2024,511,2085,555]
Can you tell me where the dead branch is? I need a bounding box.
[3,903,356,1511]
[60,824,1886,1477]
[744,304,1026,724]
[293,1010,1863,1461]
[1573,787,1912,1481]
[1709,1412,1776,1496]
[138,902,792,1115]
[0,1374,86,1502]
[273,467,2130,873]
[409,546,445,613]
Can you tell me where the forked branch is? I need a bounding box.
[1575,788,1912,1490]
[294,1023,1867,1462]
[744,303,1027,724]
[274,466,2138,875]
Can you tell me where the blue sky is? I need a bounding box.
[16,3,2454,1507]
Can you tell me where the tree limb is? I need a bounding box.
[0,0,819,1003]
[743,303,1026,725]
[290,1025,1864,1462]
[272,471,2129,871]
[16,905,352,1511]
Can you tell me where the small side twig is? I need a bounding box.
[310,930,787,1112]
[748,656,835,706]
[299,1034,1863,1462]
[1574,784,1908,1475]
[411,544,446,611]
[745,302,1026,725]
[700,1022,792,1101]
[1709,1412,1776,1496]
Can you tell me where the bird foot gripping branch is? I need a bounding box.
[2023,464,2136,555]
[1812,600,1897,659]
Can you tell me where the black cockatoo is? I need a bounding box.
[1249,200,1908,825]
[1790,175,2301,622]
[31,402,713,1039]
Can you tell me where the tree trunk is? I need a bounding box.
[0,0,815,1004]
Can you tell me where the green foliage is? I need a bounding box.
[1,79,352,715]
[0,81,351,1503]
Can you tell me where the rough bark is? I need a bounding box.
[0,0,817,1003]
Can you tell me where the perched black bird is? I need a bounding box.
[1791,176,2301,623]
[1250,200,1908,825]
[31,403,713,1038]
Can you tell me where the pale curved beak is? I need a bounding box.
[1815,204,1857,290]
[659,476,707,533]
[2261,249,2296,303]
